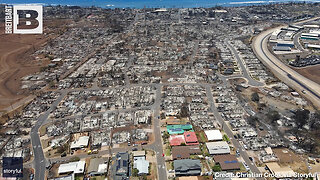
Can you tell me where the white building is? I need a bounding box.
[87,158,108,176]
[204,130,223,141]
[70,136,89,150]
[206,141,230,155]
[270,30,281,40]
[58,161,86,174]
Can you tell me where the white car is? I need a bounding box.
[243,162,250,171]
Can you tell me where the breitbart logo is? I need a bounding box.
[5,4,43,34]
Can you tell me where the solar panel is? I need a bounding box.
[224,160,238,164]
[123,160,127,167]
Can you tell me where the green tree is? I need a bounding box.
[248,116,258,127]
[70,156,80,162]
[40,66,48,72]
[49,81,55,88]
[223,134,230,142]
[132,168,139,176]
[310,110,320,130]
[162,131,170,140]
[213,164,222,172]
[258,103,266,110]
[56,143,68,154]
[180,103,189,118]
[160,112,166,119]
[267,110,280,123]
[251,92,260,102]
[293,109,310,128]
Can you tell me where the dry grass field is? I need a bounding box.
[293,64,320,85]
[0,19,70,112]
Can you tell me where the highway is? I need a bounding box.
[25,9,278,180]
[252,17,320,108]
[17,7,320,179]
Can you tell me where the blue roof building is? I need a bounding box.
[167,124,193,135]
[112,152,129,180]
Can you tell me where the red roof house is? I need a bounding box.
[169,135,186,146]
[184,132,199,145]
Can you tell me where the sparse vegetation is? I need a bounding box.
[56,143,69,154]
[132,168,139,176]
[251,92,260,102]
[162,131,170,140]
[247,116,258,127]
[267,110,281,123]
[70,156,80,162]
[293,109,310,128]
[223,134,230,142]
[213,164,222,172]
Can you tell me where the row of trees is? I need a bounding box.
[266,108,312,129]
[251,91,315,129]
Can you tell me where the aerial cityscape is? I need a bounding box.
[0,1,320,180]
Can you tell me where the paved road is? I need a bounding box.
[28,21,267,179]
[30,80,268,180]
[252,17,320,108]
[31,77,270,179]
[31,91,67,180]
[148,84,168,180]
[189,40,199,66]
[225,41,264,87]
[293,31,305,51]
[31,83,167,180]
[205,85,264,180]
[53,84,167,180]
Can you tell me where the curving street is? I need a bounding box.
[252,17,320,108]
[225,41,264,87]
